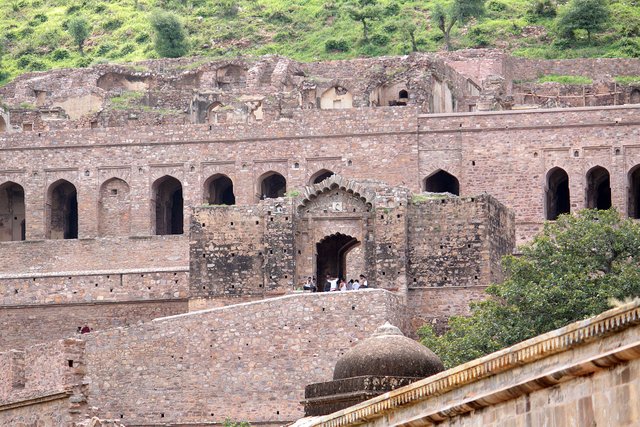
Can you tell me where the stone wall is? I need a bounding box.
[190,200,295,299]
[0,236,187,274]
[418,105,640,243]
[41,290,403,426]
[0,300,187,351]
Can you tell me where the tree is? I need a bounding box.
[399,6,421,52]
[557,0,610,43]
[150,10,189,58]
[432,0,485,51]
[419,209,640,368]
[67,17,91,55]
[345,0,384,43]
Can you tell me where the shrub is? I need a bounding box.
[325,38,349,52]
[370,33,389,46]
[52,48,70,61]
[150,10,189,58]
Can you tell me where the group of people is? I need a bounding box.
[302,274,369,292]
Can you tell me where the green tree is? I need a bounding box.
[557,0,610,43]
[399,6,421,52]
[150,10,189,58]
[419,209,640,369]
[345,0,384,43]
[67,17,91,55]
[432,0,485,51]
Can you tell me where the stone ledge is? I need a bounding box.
[0,391,70,412]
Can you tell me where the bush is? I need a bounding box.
[52,48,70,61]
[370,33,389,46]
[102,18,123,31]
[150,10,189,58]
[325,38,349,52]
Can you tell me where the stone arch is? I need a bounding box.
[0,116,6,132]
[204,174,235,205]
[46,179,78,239]
[586,166,611,210]
[423,170,460,196]
[320,86,353,110]
[630,89,640,104]
[628,165,640,218]
[316,233,360,290]
[258,171,286,200]
[545,167,570,220]
[298,175,374,211]
[152,175,183,235]
[98,177,131,237]
[0,181,25,241]
[207,102,225,124]
[310,169,335,185]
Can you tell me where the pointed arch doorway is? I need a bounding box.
[316,233,360,291]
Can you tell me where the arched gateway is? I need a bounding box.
[297,175,374,290]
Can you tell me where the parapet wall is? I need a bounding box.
[0,235,187,274]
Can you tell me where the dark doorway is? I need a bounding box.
[311,169,335,185]
[205,174,235,205]
[153,176,183,235]
[47,180,78,239]
[629,166,640,218]
[316,233,359,291]
[0,182,25,241]
[260,172,286,199]
[631,89,640,105]
[424,170,460,195]
[546,168,570,220]
[586,166,611,210]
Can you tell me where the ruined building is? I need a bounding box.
[1,50,640,425]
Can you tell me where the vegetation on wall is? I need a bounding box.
[0,0,639,84]
[419,209,640,369]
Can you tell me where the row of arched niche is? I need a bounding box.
[0,170,335,242]
[0,166,636,242]
[425,166,640,221]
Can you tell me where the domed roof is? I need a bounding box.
[333,322,444,380]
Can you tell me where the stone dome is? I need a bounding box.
[333,322,444,380]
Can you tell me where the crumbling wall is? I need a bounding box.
[190,200,295,299]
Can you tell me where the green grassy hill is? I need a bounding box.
[1,0,639,83]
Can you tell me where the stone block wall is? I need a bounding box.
[0,300,188,351]
[77,290,405,425]
[0,236,187,274]
[190,199,295,299]
[418,105,640,243]
[406,194,512,288]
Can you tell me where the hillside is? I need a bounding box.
[1,0,639,84]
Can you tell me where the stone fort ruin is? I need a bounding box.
[1,50,640,425]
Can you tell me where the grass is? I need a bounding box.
[615,76,640,85]
[0,0,639,85]
[537,75,593,85]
